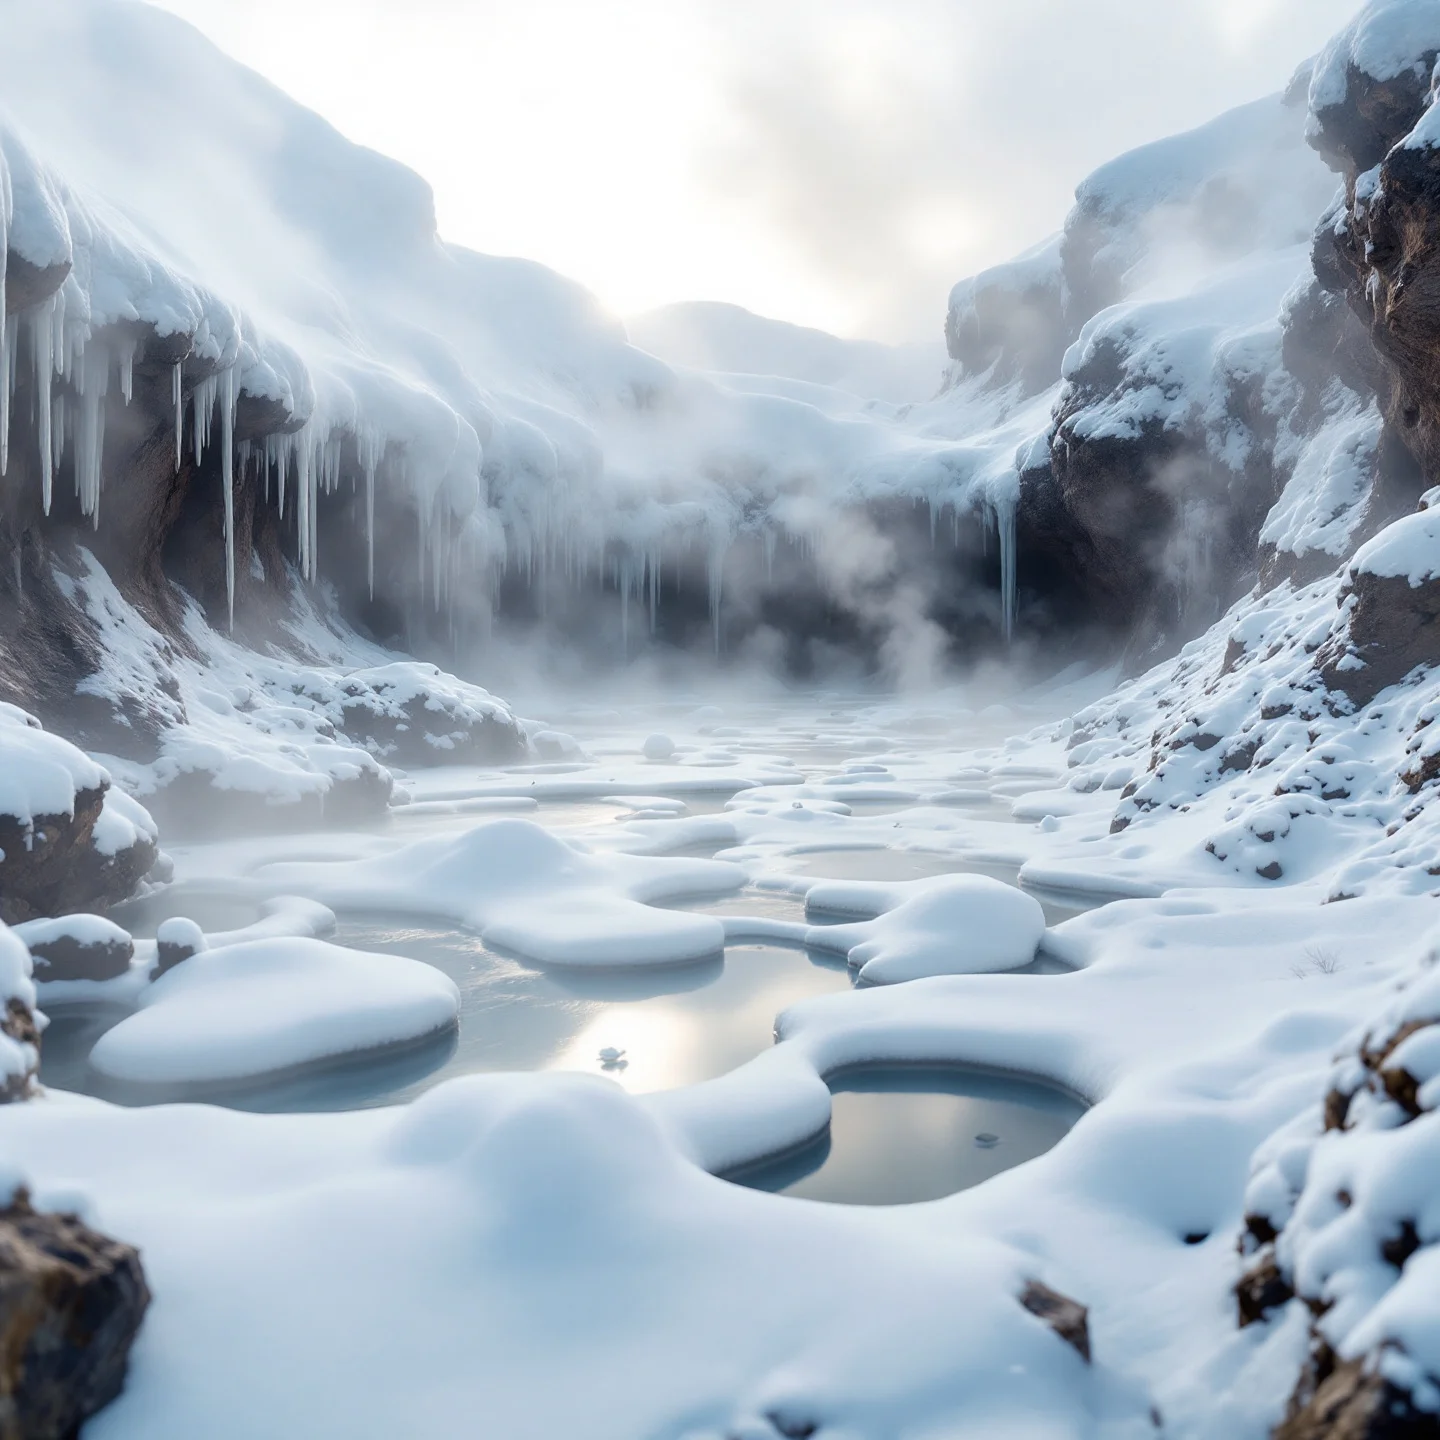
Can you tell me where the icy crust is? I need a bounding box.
[87,937,460,1087]
[1349,507,1440,584]
[1309,1,1440,114]
[1239,930,1440,1415]
[258,818,745,968]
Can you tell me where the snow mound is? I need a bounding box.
[87,936,459,1086]
[809,875,1047,984]
[258,818,743,968]
[1349,507,1440,584]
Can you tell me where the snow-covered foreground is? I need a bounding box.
[5,681,1436,1438]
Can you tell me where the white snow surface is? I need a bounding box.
[1310,1,1440,113]
[87,936,459,1085]
[805,875,1046,983]
[1350,506,1440,584]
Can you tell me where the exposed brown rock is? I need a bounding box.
[1274,1355,1439,1440]
[1319,570,1440,709]
[0,1190,150,1440]
[0,1004,39,1105]
[1237,1250,1294,1327]
[0,786,156,927]
[1018,1280,1091,1362]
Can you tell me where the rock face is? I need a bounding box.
[0,1191,151,1440]
[1236,952,1440,1438]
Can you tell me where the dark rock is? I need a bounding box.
[0,786,157,927]
[1018,1279,1091,1362]
[0,1002,40,1105]
[1319,569,1440,709]
[1273,1355,1439,1440]
[1236,1250,1294,1327]
[0,1189,150,1440]
[21,922,133,984]
[153,918,205,978]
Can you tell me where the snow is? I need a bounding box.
[1349,506,1440,584]
[257,818,744,968]
[1309,1,1440,113]
[87,936,459,1086]
[0,700,107,825]
[804,876,1046,983]
[13,913,129,952]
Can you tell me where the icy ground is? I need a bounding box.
[2,675,1435,1438]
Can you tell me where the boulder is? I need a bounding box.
[0,1190,150,1440]
[12,917,133,984]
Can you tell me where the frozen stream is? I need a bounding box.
[42,693,1110,1204]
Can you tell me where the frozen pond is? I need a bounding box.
[729,1066,1085,1205]
[51,702,1101,1201]
[39,931,856,1110]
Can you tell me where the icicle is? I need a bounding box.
[707,539,727,657]
[30,299,55,513]
[218,367,236,626]
[928,499,937,548]
[172,363,183,471]
[75,344,110,525]
[51,392,65,478]
[192,372,223,470]
[357,428,381,600]
[117,337,136,405]
[997,498,1017,643]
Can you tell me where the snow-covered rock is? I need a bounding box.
[13,914,132,983]
[1238,925,1440,1431]
[0,703,156,923]
[87,936,460,1088]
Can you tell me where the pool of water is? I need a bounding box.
[728,1065,1085,1205]
[39,927,856,1112]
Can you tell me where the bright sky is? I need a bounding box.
[148,0,1362,342]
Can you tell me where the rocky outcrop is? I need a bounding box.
[0,1190,150,1440]
[12,917,133,984]
[0,786,156,929]
[1236,954,1440,1438]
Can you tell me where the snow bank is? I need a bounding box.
[806,876,1047,983]
[258,818,743,968]
[1349,506,1440,584]
[87,936,459,1086]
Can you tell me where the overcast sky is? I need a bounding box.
[149,0,1362,342]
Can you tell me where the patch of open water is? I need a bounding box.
[727,1065,1084,1205]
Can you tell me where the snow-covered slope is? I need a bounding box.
[627,301,947,406]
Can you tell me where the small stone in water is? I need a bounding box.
[598,1047,627,1065]
[975,1132,1000,1149]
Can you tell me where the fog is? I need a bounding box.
[149,0,1361,342]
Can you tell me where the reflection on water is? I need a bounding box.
[728,1065,1084,1205]
[39,924,854,1113]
